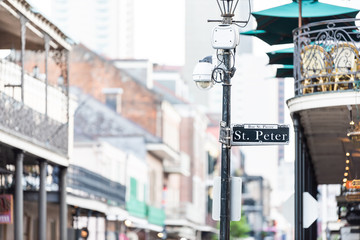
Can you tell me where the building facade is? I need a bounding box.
[0,0,73,239]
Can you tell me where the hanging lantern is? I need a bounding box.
[347,121,360,142]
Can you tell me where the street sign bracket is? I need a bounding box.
[219,121,231,146]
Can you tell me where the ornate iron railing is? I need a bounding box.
[293,18,360,96]
[0,92,68,155]
[0,59,68,155]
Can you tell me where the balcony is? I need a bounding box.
[293,18,360,96]
[289,18,360,185]
[67,165,126,207]
[163,152,190,176]
[0,58,68,156]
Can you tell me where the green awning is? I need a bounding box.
[275,65,293,78]
[243,0,359,45]
[266,47,293,65]
[240,30,266,36]
[147,206,165,226]
[254,0,359,18]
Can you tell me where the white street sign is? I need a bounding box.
[281,192,319,228]
[303,192,319,228]
[281,194,294,225]
[212,177,242,221]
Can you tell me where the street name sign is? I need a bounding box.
[346,193,360,202]
[231,124,289,146]
[346,180,360,189]
[352,179,360,187]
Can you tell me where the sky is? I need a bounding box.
[27,0,360,65]
[142,0,360,64]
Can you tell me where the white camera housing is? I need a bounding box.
[192,56,216,90]
[212,24,240,49]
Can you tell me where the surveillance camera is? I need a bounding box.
[212,24,240,50]
[192,56,215,90]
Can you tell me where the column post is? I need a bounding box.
[60,167,67,240]
[39,160,47,240]
[15,150,24,240]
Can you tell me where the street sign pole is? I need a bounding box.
[220,49,232,240]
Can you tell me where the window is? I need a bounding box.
[102,88,123,113]
[105,94,117,111]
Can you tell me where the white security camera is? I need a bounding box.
[192,56,215,90]
[212,24,240,49]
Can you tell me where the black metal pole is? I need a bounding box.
[294,114,304,240]
[219,49,232,240]
[294,115,300,240]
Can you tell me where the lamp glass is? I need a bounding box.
[195,80,214,90]
[218,0,239,16]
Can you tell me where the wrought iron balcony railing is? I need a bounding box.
[293,18,360,96]
[67,165,126,207]
[0,59,68,155]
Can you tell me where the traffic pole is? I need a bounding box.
[219,49,232,240]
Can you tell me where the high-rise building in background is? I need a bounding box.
[50,0,135,59]
[183,0,218,107]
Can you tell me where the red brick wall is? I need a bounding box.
[24,45,161,137]
[69,45,161,136]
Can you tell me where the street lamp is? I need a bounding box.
[192,1,246,239]
[216,0,240,18]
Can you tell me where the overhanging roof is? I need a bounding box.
[0,0,73,50]
[287,91,360,184]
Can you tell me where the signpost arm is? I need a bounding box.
[220,49,232,240]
